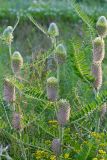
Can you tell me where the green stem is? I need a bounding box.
[19,132,27,160]
[93,88,101,132]
[57,62,60,98]
[57,62,60,83]
[8,42,13,74]
[9,43,16,111]
[9,43,12,58]
[13,16,20,31]
[61,127,64,147]
[13,102,16,112]
[93,88,99,99]
[59,126,64,154]
[51,37,56,50]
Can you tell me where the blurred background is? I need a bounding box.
[0,0,107,84]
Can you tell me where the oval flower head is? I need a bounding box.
[93,37,105,63]
[3,26,13,44]
[48,22,59,37]
[92,63,102,91]
[96,16,107,38]
[11,51,23,76]
[12,112,21,130]
[57,99,71,127]
[51,139,61,156]
[3,78,16,103]
[47,77,58,101]
[55,44,67,64]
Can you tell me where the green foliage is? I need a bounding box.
[71,90,107,122]
[27,13,48,36]
[0,0,107,23]
[68,39,94,84]
[71,0,95,37]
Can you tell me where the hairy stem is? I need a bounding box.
[13,16,20,31]
[9,43,12,58]
[59,126,64,154]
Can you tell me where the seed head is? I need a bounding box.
[12,112,21,130]
[47,77,58,88]
[3,26,13,44]
[92,63,102,91]
[93,37,105,63]
[47,77,58,101]
[96,16,107,38]
[3,78,16,103]
[57,99,71,127]
[11,51,23,75]
[55,44,67,64]
[48,22,59,37]
[51,139,61,156]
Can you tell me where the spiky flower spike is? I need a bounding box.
[96,16,107,38]
[11,51,23,75]
[48,22,59,37]
[51,139,61,156]
[47,77,58,101]
[3,78,16,103]
[3,26,13,44]
[93,37,105,63]
[92,63,102,91]
[57,99,71,127]
[55,44,67,64]
[12,112,21,130]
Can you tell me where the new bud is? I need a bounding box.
[47,77,58,101]
[57,99,71,127]
[3,26,13,44]
[11,51,23,75]
[93,37,105,63]
[51,139,61,156]
[96,16,107,38]
[55,44,67,64]
[48,22,59,37]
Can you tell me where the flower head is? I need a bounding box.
[12,112,21,130]
[48,22,59,37]
[3,26,13,44]
[47,77,58,88]
[93,37,105,63]
[92,63,102,91]
[55,44,67,64]
[64,153,70,159]
[50,155,56,160]
[11,51,23,75]
[3,78,16,103]
[47,77,58,101]
[96,16,107,38]
[57,99,71,127]
[51,139,61,156]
